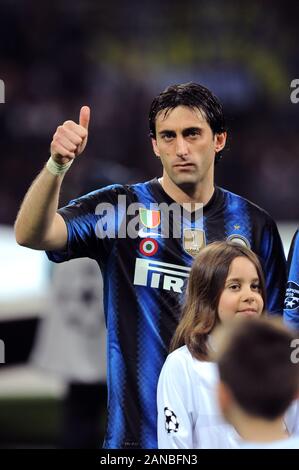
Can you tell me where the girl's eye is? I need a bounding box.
[252,284,261,291]
[229,284,240,290]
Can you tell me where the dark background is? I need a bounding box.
[1,0,299,222]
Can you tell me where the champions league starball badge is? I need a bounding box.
[284,281,299,310]
[164,407,179,434]
[183,229,206,257]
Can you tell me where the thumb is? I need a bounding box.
[79,106,90,130]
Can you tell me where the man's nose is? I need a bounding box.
[175,136,188,157]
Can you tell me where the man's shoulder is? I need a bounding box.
[84,182,135,198]
[219,187,273,221]
[71,180,154,206]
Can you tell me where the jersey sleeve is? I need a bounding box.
[285,398,299,435]
[46,186,121,266]
[284,229,299,329]
[157,352,194,449]
[259,216,287,316]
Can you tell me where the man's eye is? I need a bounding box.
[186,130,200,138]
[162,134,174,141]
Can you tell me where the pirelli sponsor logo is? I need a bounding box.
[133,258,191,293]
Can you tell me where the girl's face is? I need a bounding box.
[217,256,264,323]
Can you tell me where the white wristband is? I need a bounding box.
[46,156,73,176]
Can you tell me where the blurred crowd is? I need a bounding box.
[1,0,299,224]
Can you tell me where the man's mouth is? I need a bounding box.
[173,163,195,169]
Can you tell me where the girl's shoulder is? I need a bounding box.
[164,346,216,375]
[160,346,218,391]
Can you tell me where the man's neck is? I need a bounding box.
[158,174,214,206]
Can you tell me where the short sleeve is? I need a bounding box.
[46,186,122,265]
[259,216,287,315]
[284,229,299,329]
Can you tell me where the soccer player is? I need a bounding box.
[284,229,299,330]
[15,82,286,448]
[216,318,299,448]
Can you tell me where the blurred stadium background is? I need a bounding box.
[0,0,299,447]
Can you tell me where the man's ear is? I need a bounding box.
[214,132,227,153]
[151,138,161,158]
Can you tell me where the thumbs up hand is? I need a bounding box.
[50,106,90,164]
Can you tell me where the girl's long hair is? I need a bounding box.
[170,241,267,361]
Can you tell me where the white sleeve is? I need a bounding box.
[285,399,299,435]
[157,351,194,449]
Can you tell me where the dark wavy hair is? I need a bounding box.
[170,241,266,361]
[149,82,226,163]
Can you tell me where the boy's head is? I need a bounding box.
[216,318,299,423]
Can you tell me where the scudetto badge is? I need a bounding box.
[183,229,206,257]
[139,208,161,228]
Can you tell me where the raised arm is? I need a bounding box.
[14,106,90,251]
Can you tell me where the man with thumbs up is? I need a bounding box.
[14,106,90,252]
[15,82,287,449]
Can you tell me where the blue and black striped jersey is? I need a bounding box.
[47,178,286,448]
[284,229,299,329]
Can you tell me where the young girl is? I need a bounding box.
[157,241,290,448]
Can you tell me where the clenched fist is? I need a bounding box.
[50,106,90,165]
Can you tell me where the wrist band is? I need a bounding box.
[46,156,73,176]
